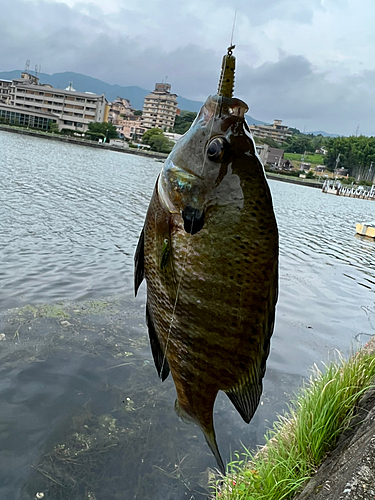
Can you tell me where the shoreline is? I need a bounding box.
[0,125,169,160]
[1,125,324,189]
[265,172,323,189]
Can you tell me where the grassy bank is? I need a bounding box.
[215,347,375,500]
[284,153,325,165]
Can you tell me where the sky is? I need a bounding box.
[2,0,375,135]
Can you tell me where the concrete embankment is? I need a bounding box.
[0,126,168,160]
[266,172,323,189]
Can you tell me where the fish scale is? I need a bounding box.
[135,50,278,473]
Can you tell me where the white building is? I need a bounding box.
[141,83,178,132]
[250,119,293,144]
[0,72,108,132]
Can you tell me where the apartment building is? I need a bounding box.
[250,119,293,144]
[0,72,108,132]
[116,115,145,141]
[141,83,178,131]
[0,79,12,103]
[108,97,134,124]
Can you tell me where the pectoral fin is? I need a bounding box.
[134,228,145,297]
[146,305,170,381]
[155,211,177,301]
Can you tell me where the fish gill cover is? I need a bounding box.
[134,45,279,474]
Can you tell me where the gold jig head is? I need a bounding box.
[217,45,236,98]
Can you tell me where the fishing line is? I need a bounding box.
[159,93,221,374]
[138,12,240,492]
[160,0,239,361]
[230,0,238,47]
[159,247,188,377]
[160,57,223,371]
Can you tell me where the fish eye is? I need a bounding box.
[207,137,227,162]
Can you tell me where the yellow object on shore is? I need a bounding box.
[356,223,375,238]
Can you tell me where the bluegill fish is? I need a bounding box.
[135,51,278,473]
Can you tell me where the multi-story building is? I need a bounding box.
[0,79,12,103]
[116,115,145,141]
[141,83,178,132]
[0,103,62,131]
[250,119,293,144]
[108,97,134,124]
[0,72,109,132]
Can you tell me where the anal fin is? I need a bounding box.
[146,305,170,381]
[225,376,263,424]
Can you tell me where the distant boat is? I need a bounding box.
[356,223,375,238]
[322,180,375,200]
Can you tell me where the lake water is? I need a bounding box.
[1,131,374,499]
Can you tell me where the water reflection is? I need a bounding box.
[1,132,375,499]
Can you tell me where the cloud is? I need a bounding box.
[1,0,375,135]
[236,55,375,135]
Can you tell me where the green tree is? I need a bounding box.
[49,122,59,133]
[254,136,282,148]
[142,128,174,153]
[323,135,375,180]
[142,128,164,145]
[87,122,118,140]
[284,134,313,154]
[133,110,142,116]
[173,111,197,135]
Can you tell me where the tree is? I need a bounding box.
[142,128,164,145]
[323,135,375,180]
[142,128,174,153]
[283,134,313,154]
[87,122,118,140]
[49,122,59,133]
[173,111,197,135]
[254,136,282,148]
[133,110,142,116]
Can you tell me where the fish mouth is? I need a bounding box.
[182,207,205,235]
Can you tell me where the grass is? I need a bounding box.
[284,153,325,165]
[214,349,375,500]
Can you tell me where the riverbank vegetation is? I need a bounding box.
[174,110,197,134]
[323,135,375,180]
[215,349,375,500]
[141,127,175,153]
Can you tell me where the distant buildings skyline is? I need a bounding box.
[0,72,294,145]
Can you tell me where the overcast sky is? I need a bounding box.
[2,0,375,135]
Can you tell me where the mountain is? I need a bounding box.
[306,130,339,137]
[0,70,203,112]
[0,69,266,124]
[246,116,270,126]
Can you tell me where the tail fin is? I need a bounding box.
[175,398,225,475]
